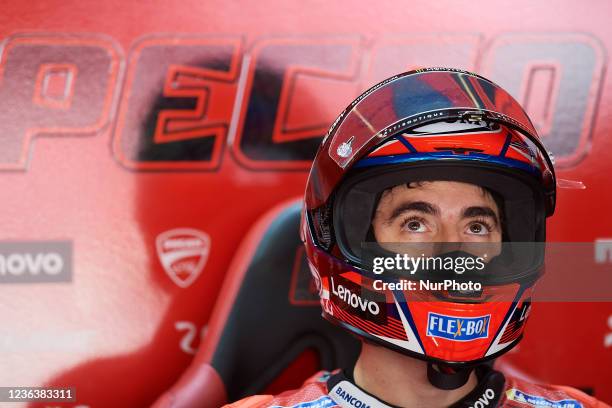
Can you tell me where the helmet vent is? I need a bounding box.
[313,203,333,250]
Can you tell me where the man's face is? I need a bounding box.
[372,181,502,247]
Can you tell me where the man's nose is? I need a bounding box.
[438,225,462,243]
[435,225,463,254]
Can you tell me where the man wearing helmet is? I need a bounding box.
[227,68,608,407]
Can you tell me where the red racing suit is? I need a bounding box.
[225,366,610,408]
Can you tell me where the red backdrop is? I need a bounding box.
[0,0,610,406]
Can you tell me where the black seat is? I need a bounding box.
[153,198,360,408]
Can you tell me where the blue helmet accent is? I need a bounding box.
[354,151,541,177]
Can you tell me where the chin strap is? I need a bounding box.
[427,363,473,390]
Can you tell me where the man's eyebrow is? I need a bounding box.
[388,201,439,222]
[462,206,499,225]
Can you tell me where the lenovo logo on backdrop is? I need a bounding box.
[0,241,72,283]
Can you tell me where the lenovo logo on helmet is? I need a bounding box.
[332,276,379,315]
[330,275,386,323]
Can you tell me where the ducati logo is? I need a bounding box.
[156,228,211,288]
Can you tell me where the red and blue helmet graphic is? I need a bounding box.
[302,67,556,367]
[305,245,535,365]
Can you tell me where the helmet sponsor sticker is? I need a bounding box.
[156,228,210,288]
[427,312,490,342]
[336,136,355,158]
[505,388,583,408]
[330,275,386,324]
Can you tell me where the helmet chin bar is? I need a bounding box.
[353,324,478,390]
[329,311,524,373]
[346,318,496,391]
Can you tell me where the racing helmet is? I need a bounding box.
[301,68,556,389]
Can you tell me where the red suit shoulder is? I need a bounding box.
[225,371,335,408]
[502,375,611,408]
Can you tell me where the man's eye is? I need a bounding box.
[402,219,427,233]
[467,222,491,235]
